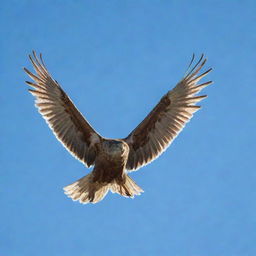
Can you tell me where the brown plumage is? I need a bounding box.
[24,51,212,204]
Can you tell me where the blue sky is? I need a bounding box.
[1,1,256,255]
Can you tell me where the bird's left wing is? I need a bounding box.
[123,55,212,171]
[24,51,101,167]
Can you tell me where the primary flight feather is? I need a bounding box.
[24,51,212,204]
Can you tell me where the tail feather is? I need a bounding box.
[63,173,143,204]
[110,175,144,198]
[64,174,110,204]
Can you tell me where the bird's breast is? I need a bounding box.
[93,145,128,183]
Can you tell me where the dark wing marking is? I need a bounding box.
[124,54,212,171]
[24,51,101,167]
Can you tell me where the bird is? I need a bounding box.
[24,51,212,204]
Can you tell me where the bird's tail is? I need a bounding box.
[110,174,144,198]
[64,173,110,204]
[63,174,143,204]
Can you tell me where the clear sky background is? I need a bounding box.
[1,1,256,255]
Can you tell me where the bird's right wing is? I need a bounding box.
[24,51,101,167]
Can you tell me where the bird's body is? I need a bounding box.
[24,52,212,204]
[94,140,129,183]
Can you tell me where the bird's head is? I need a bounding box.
[103,140,128,155]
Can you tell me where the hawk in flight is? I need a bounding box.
[24,52,212,204]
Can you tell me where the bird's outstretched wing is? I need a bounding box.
[124,54,212,171]
[24,51,101,167]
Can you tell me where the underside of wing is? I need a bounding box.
[24,51,101,167]
[124,54,212,171]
